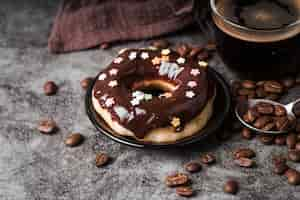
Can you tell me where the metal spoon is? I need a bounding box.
[235,98,300,134]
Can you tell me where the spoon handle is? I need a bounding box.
[286,98,300,113]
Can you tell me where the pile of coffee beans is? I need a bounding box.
[242,102,292,132]
[231,77,300,186]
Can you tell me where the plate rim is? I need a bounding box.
[85,67,231,149]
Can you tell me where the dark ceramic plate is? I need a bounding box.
[85,68,231,148]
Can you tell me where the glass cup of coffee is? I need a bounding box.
[210,0,300,79]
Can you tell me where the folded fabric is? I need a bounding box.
[48,0,195,53]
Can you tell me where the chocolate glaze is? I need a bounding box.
[93,48,215,138]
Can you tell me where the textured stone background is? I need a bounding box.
[1,1,300,200]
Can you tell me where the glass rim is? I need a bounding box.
[210,0,300,33]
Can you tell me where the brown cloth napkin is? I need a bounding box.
[48,0,195,53]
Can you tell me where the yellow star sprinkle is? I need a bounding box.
[152,57,161,65]
[171,117,181,128]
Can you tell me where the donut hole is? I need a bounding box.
[132,79,177,97]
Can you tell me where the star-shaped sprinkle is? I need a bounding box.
[113,57,123,64]
[130,98,140,106]
[187,81,197,88]
[190,68,200,76]
[176,57,186,64]
[141,52,150,60]
[198,61,208,67]
[108,80,118,88]
[152,57,161,65]
[109,68,118,76]
[105,97,115,107]
[171,117,181,128]
[185,91,196,98]
[128,52,137,60]
[161,49,171,56]
[161,55,169,62]
[98,73,107,81]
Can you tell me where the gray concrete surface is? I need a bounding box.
[1,1,300,200]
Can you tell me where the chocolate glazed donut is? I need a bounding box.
[92,48,215,142]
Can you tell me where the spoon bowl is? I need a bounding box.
[235,99,298,135]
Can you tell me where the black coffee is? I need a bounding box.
[212,0,300,79]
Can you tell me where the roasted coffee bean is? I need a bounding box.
[233,148,255,159]
[288,150,300,162]
[95,152,110,167]
[256,103,274,115]
[273,162,288,175]
[286,133,297,149]
[151,39,169,49]
[234,157,255,168]
[275,117,290,131]
[241,80,256,89]
[64,133,84,147]
[262,122,275,131]
[275,135,286,145]
[292,102,300,117]
[253,116,272,129]
[223,180,238,194]
[241,128,253,140]
[176,44,190,57]
[256,87,267,98]
[80,77,93,90]
[280,77,295,89]
[264,81,284,94]
[296,142,300,151]
[184,161,202,173]
[265,93,280,101]
[200,153,216,164]
[100,43,110,49]
[176,186,194,197]
[256,81,265,87]
[238,88,255,96]
[189,46,204,58]
[259,135,274,145]
[243,108,259,123]
[37,119,57,134]
[274,105,287,117]
[285,169,300,185]
[197,51,210,61]
[165,173,189,187]
[231,80,241,97]
[43,81,58,96]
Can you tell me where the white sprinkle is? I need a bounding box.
[198,61,208,67]
[190,68,200,76]
[130,98,140,106]
[127,112,134,122]
[140,52,150,60]
[146,113,156,124]
[96,90,101,95]
[105,97,115,107]
[113,106,129,122]
[108,80,118,88]
[161,49,171,55]
[132,91,144,97]
[135,107,146,115]
[159,61,183,80]
[113,57,123,64]
[98,73,107,81]
[176,57,186,64]
[109,68,118,76]
[144,94,153,101]
[187,81,197,88]
[185,91,195,98]
[128,52,137,60]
